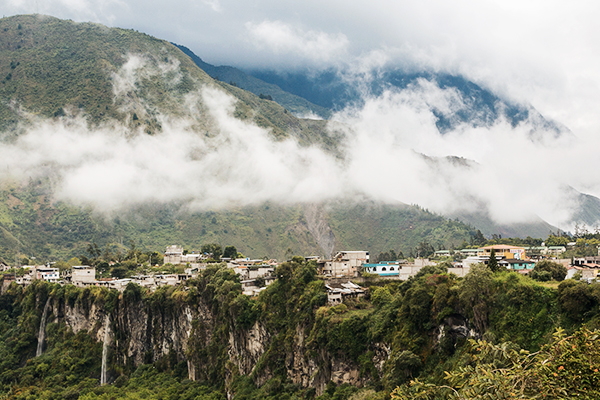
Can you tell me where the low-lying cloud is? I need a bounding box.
[0,87,345,212]
[0,57,596,230]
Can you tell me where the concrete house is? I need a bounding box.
[499,259,535,272]
[71,265,96,285]
[362,261,401,277]
[326,281,366,304]
[321,251,369,277]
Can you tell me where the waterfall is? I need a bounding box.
[36,298,51,357]
[100,315,110,385]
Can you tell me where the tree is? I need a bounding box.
[377,250,398,262]
[111,266,128,279]
[201,243,222,260]
[391,327,600,400]
[471,229,486,246]
[149,252,163,266]
[488,248,499,272]
[415,241,435,258]
[459,263,493,333]
[223,245,238,259]
[531,260,567,281]
[545,234,569,247]
[86,242,101,263]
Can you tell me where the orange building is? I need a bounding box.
[477,245,526,260]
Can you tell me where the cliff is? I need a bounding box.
[7,263,395,397]
[2,260,581,399]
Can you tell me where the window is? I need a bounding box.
[382,267,387,271]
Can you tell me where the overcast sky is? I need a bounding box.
[3,1,600,229]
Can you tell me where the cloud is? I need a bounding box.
[202,0,222,13]
[0,56,591,230]
[330,80,585,227]
[244,20,349,67]
[0,59,345,212]
[3,2,600,230]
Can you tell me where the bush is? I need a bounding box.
[531,260,567,281]
[531,270,552,281]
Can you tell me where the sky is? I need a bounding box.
[2,0,600,230]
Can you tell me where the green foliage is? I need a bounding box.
[531,260,567,281]
[557,280,600,325]
[459,264,493,333]
[0,178,475,265]
[201,243,223,260]
[488,272,557,350]
[223,245,238,259]
[383,350,422,389]
[471,229,486,246]
[377,250,399,262]
[546,234,570,247]
[391,327,600,400]
[487,248,499,273]
[1,256,596,399]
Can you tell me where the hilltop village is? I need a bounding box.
[2,239,599,301]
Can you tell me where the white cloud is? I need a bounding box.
[202,0,222,12]
[244,20,349,67]
[3,1,600,230]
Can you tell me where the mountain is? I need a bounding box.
[249,68,565,134]
[1,14,594,262]
[0,14,334,149]
[0,15,480,263]
[173,44,331,119]
[567,187,600,230]
[448,210,556,239]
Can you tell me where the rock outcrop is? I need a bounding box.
[35,289,390,396]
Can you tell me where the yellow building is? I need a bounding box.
[477,245,526,260]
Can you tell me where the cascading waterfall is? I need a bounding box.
[100,315,110,385]
[36,298,51,357]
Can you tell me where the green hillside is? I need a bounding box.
[0,181,474,263]
[0,14,479,264]
[448,210,557,239]
[0,14,333,149]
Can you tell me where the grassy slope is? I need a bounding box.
[448,210,557,239]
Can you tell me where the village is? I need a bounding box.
[1,242,600,304]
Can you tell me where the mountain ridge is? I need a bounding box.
[173,43,331,119]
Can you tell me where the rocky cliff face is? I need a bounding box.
[38,291,390,396]
[303,203,337,259]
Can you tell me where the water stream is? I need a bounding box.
[36,298,51,357]
[100,315,110,385]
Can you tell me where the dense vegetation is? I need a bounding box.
[1,259,599,399]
